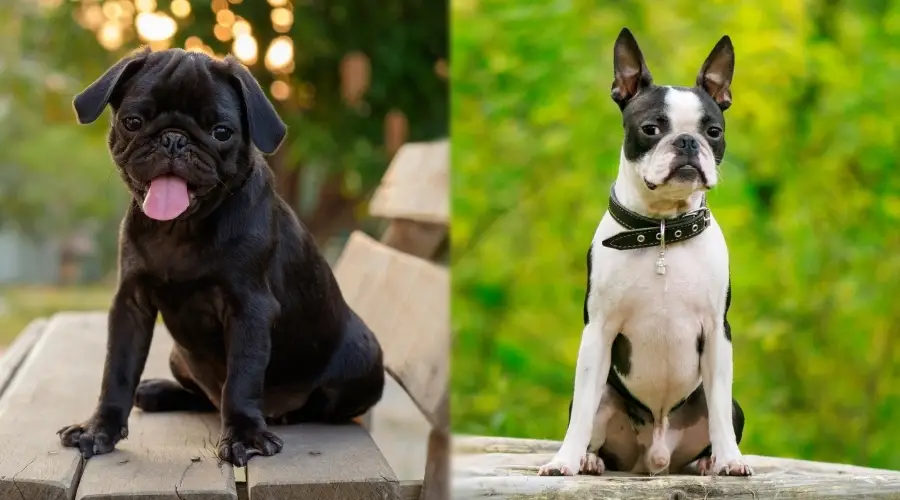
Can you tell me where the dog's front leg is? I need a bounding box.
[57,281,157,457]
[699,320,752,476]
[538,321,612,476]
[217,290,284,466]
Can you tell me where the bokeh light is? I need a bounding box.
[134,0,156,13]
[265,36,293,73]
[270,80,291,101]
[135,11,176,42]
[232,19,252,37]
[233,34,258,65]
[98,22,124,50]
[70,1,303,73]
[216,9,235,26]
[170,0,191,19]
[271,7,293,33]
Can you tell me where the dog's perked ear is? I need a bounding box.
[224,56,287,155]
[696,36,735,111]
[610,27,653,109]
[72,47,150,125]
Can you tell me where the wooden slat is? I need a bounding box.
[380,220,447,261]
[399,480,422,500]
[0,318,46,400]
[247,423,399,499]
[452,435,900,499]
[0,313,102,500]
[368,140,449,225]
[333,231,449,427]
[76,317,236,500]
[0,312,237,500]
[421,427,449,500]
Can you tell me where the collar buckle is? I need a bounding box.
[687,206,711,225]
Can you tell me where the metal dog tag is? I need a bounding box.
[656,220,666,275]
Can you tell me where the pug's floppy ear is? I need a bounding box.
[73,47,150,124]
[696,35,735,111]
[225,56,287,155]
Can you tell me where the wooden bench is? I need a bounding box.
[0,314,400,500]
[334,139,450,500]
[451,435,900,499]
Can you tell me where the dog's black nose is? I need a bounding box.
[160,131,188,156]
[672,134,700,154]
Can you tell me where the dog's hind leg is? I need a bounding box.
[281,313,386,424]
[577,385,638,475]
[691,397,745,474]
[134,348,217,412]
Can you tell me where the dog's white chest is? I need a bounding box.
[588,214,729,415]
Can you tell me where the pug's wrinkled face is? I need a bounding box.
[74,48,286,221]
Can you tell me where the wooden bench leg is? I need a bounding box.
[420,426,449,500]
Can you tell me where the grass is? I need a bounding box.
[0,285,114,345]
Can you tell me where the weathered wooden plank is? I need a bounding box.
[246,423,400,500]
[0,318,46,400]
[451,435,900,499]
[0,312,236,500]
[399,480,422,500]
[333,231,449,427]
[380,219,447,261]
[360,216,445,438]
[367,377,431,482]
[421,425,449,500]
[0,313,103,500]
[368,140,449,225]
[75,316,236,500]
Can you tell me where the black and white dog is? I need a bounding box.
[538,28,752,477]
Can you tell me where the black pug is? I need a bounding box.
[57,48,385,466]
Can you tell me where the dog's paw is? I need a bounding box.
[57,411,128,459]
[698,454,753,476]
[538,457,578,476]
[696,456,714,475]
[579,452,605,475]
[217,424,284,467]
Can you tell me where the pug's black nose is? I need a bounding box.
[672,134,700,154]
[160,131,188,156]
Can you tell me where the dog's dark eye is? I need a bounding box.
[641,125,660,136]
[122,116,143,131]
[211,126,233,142]
[706,126,723,139]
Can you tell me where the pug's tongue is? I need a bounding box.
[142,175,190,221]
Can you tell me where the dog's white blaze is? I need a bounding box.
[664,87,704,133]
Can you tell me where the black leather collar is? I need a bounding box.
[600,184,711,250]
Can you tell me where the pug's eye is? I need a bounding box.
[211,126,233,142]
[706,126,723,139]
[122,116,143,131]
[641,125,661,136]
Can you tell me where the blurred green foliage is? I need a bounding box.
[452,0,900,469]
